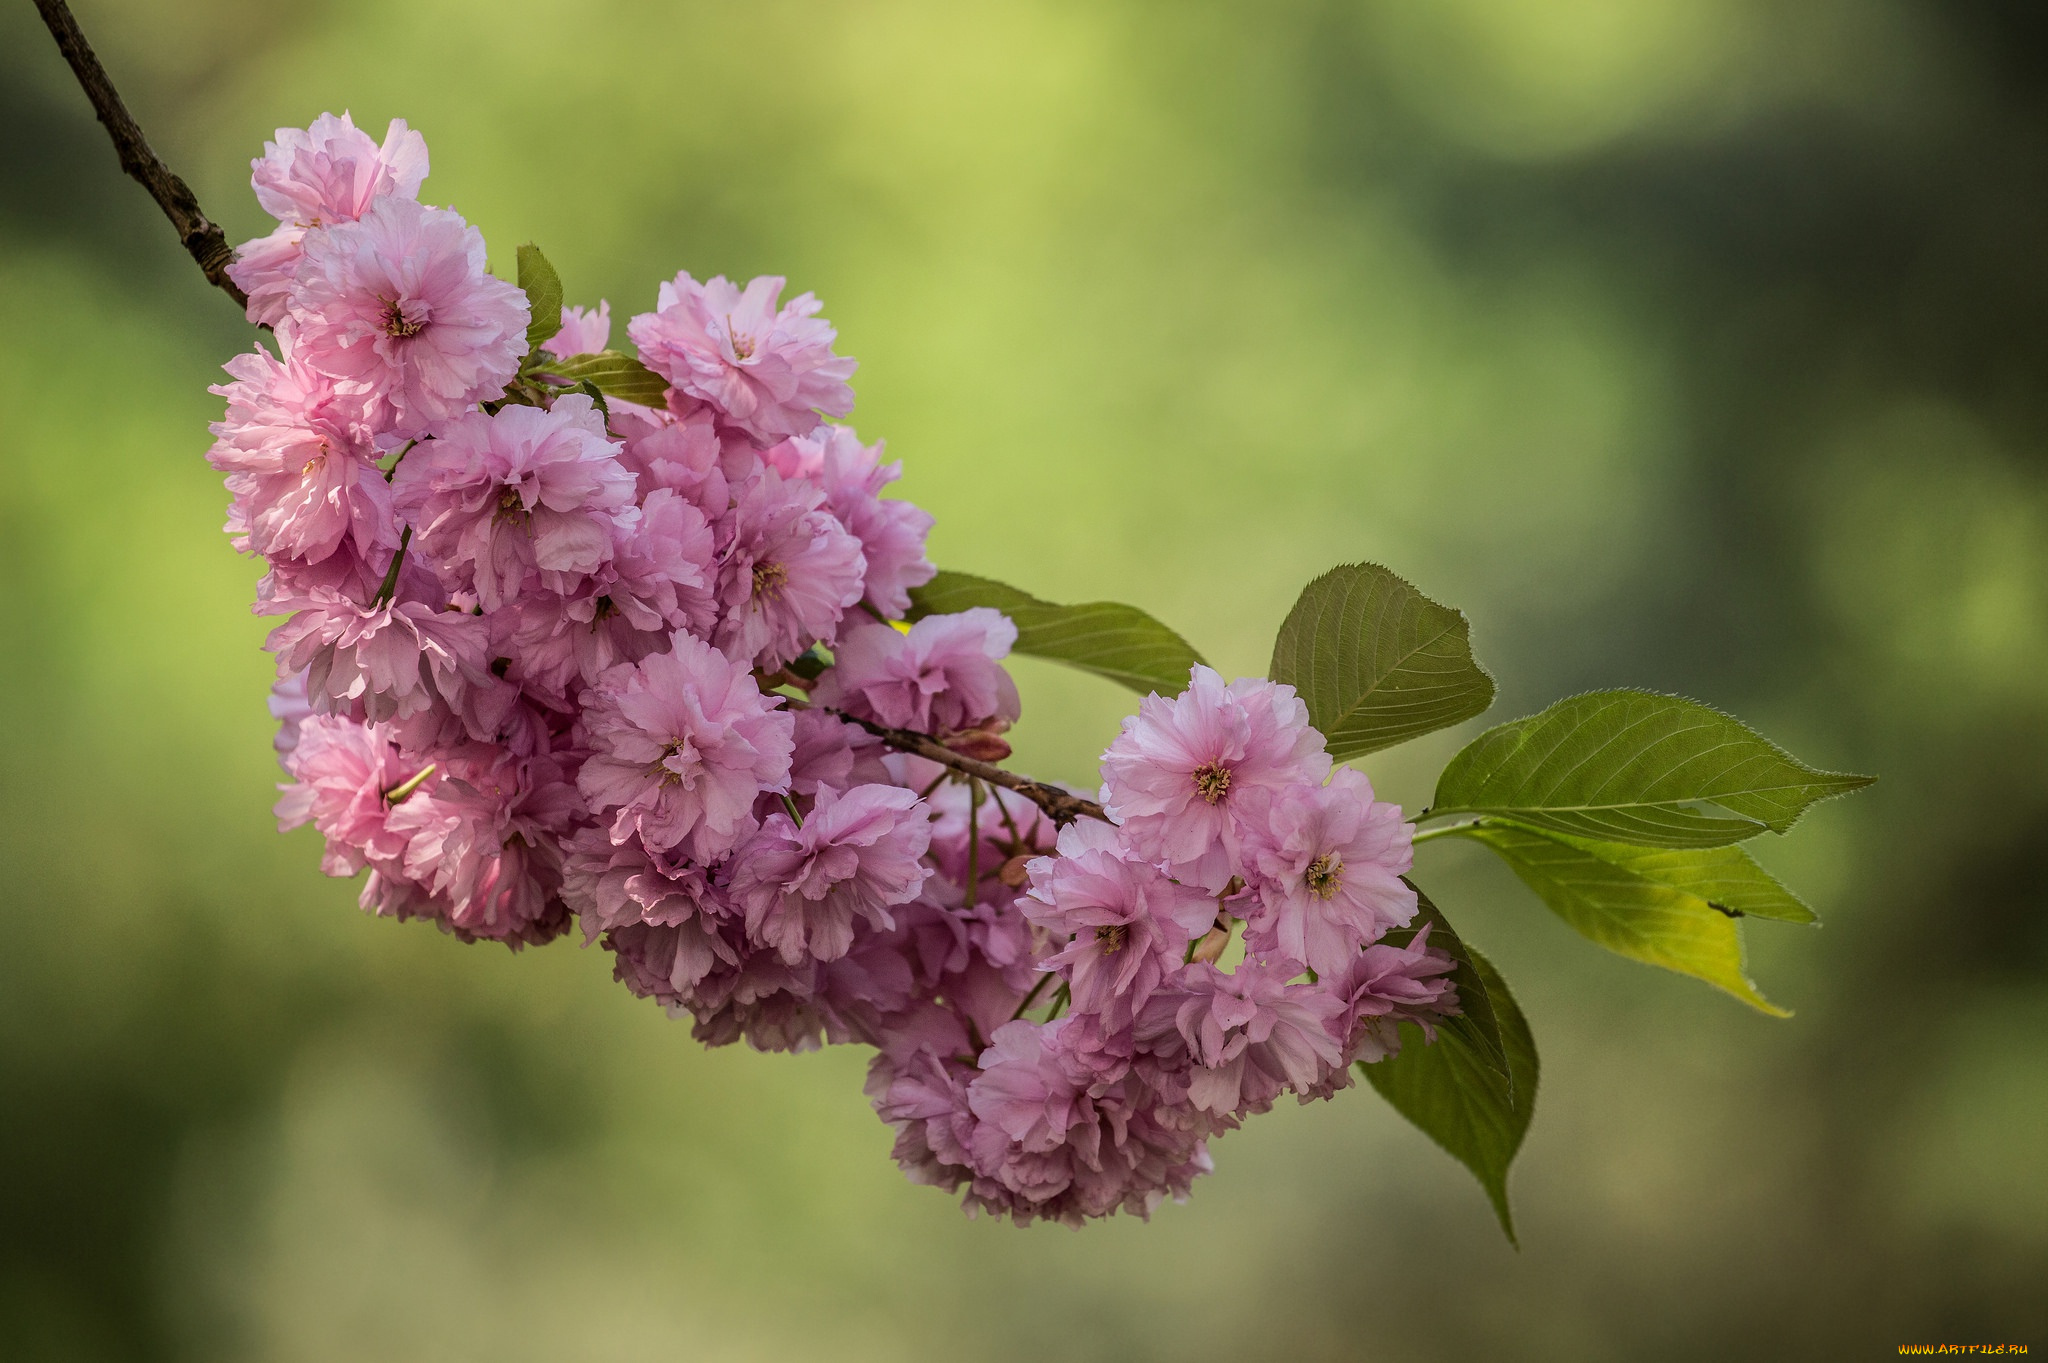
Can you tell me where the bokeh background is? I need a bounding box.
[3,0,2045,1357]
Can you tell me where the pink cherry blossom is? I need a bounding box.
[1020,820,1218,1023]
[1329,922,1461,1066]
[274,714,424,877]
[1099,665,1331,889]
[764,425,934,615]
[251,112,429,226]
[713,467,866,669]
[576,630,794,863]
[545,301,611,358]
[727,783,934,965]
[229,112,430,325]
[627,273,855,442]
[813,609,1021,737]
[1242,765,1417,976]
[208,331,397,565]
[291,197,528,431]
[1137,960,1346,1117]
[391,394,637,611]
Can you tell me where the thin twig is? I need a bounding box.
[830,710,1108,826]
[32,0,249,311]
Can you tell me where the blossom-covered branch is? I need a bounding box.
[828,709,1108,826]
[32,0,248,310]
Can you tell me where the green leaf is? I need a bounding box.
[1364,947,1537,1244]
[1430,690,1874,848]
[571,377,610,419]
[1383,880,1507,1083]
[545,351,670,407]
[1269,563,1496,760]
[906,569,1205,695]
[1450,820,1800,1014]
[516,244,563,356]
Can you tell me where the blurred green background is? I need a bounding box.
[3,0,2045,1357]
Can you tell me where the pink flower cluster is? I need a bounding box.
[215,114,1460,1225]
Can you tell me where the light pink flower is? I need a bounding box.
[617,408,731,518]
[228,112,430,325]
[714,468,866,669]
[385,742,580,945]
[1137,960,1345,1117]
[575,630,794,862]
[962,1022,1215,1225]
[764,425,933,615]
[263,581,490,726]
[545,301,611,358]
[561,827,739,1004]
[1241,766,1416,976]
[1099,665,1331,889]
[391,394,637,610]
[251,112,429,225]
[208,332,396,564]
[1021,820,1218,1023]
[274,715,424,877]
[270,668,315,764]
[292,197,528,431]
[728,783,933,965]
[627,273,855,441]
[1329,922,1461,1066]
[813,609,1021,737]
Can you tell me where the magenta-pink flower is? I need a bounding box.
[208,332,397,565]
[251,112,429,226]
[764,425,934,615]
[391,394,636,610]
[814,609,1021,737]
[576,629,795,862]
[714,467,866,669]
[275,714,425,876]
[1242,766,1416,976]
[263,581,490,726]
[545,301,611,358]
[385,743,579,946]
[1329,922,1460,1066]
[618,408,731,517]
[1099,665,1331,889]
[562,826,739,1003]
[228,112,430,325]
[627,273,855,441]
[1139,960,1345,1117]
[728,783,934,966]
[291,197,528,431]
[1021,820,1217,1022]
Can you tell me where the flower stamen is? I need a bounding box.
[379,297,425,338]
[1191,761,1231,804]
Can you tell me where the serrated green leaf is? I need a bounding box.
[906,569,1205,695]
[1429,690,1874,847]
[1382,881,1507,1083]
[1269,563,1495,760]
[1365,948,1537,1244]
[516,244,563,356]
[1451,820,1796,1014]
[545,351,670,407]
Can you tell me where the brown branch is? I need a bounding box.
[830,711,1108,826]
[32,0,249,311]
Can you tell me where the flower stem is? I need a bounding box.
[1009,971,1054,1021]
[371,526,413,607]
[31,0,250,313]
[1412,820,1485,845]
[828,709,1108,826]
